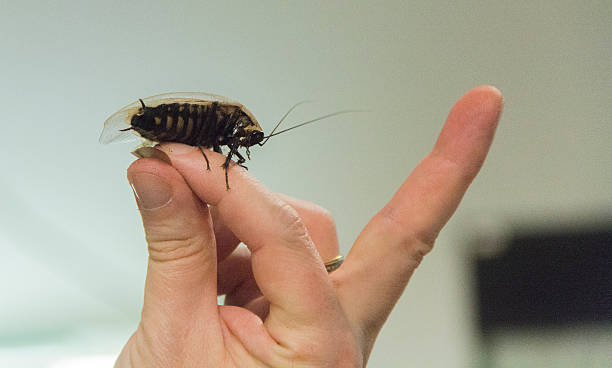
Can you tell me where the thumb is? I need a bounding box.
[127,156,219,328]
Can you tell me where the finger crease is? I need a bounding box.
[148,241,207,264]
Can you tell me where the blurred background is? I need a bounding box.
[1,1,610,367]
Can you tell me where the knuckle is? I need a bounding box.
[145,230,211,264]
[309,202,334,221]
[394,231,434,271]
[311,205,337,231]
[378,204,403,229]
[276,202,311,244]
[398,234,432,269]
[377,207,435,268]
[276,193,337,234]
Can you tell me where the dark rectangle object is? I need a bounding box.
[475,228,612,332]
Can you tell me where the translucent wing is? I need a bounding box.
[99,92,237,144]
[99,103,141,144]
[140,91,237,106]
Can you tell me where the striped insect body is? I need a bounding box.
[101,92,355,189]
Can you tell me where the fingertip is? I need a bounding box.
[127,156,176,185]
[478,85,503,111]
[427,85,505,178]
[460,85,504,122]
[443,84,504,138]
[127,156,205,213]
[472,84,503,98]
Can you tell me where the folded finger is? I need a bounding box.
[210,205,241,262]
[275,193,340,263]
[157,143,340,331]
[214,193,340,262]
[215,193,340,296]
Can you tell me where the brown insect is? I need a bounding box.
[101,92,354,189]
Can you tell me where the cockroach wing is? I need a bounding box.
[99,103,141,144]
[139,91,237,106]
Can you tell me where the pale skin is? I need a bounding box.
[117,85,504,367]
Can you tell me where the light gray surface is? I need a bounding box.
[1,1,610,367]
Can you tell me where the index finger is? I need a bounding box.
[335,85,503,333]
[156,143,339,327]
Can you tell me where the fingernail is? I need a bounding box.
[132,146,172,165]
[129,173,173,210]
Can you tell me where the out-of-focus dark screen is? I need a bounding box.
[475,227,612,332]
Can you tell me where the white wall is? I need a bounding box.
[1,1,610,366]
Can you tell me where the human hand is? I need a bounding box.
[116,85,503,367]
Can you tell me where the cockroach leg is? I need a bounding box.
[224,167,230,190]
[234,151,248,170]
[222,152,233,169]
[198,146,211,170]
[221,143,242,190]
[222,151,233,190]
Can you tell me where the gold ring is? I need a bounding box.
[324,255,344,273]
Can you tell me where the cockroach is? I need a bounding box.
[100,92,354,189]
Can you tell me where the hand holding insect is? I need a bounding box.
[116,86,503,367]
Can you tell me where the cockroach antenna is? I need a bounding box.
[259,109,364,146]
[139,99,145,108]
[259,100,313,146]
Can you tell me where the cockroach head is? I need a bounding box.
[242,130,264,147]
